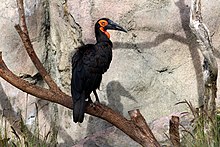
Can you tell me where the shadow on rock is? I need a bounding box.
[84,81,136,146]
[106,80,136,114]
[175,0,203,106]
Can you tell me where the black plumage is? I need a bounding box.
[71,18,126,123]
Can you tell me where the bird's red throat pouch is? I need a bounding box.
[100,27,110,38]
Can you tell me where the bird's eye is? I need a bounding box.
[99,20,108,27]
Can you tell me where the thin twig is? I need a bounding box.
[16,0,28,35]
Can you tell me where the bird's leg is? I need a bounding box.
[88,95,97,108]
[93,90,100,103]
[88,95,93,103]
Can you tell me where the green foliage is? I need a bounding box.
[0,124,47,147]
[180,102,220,147]
[0,115,57,147]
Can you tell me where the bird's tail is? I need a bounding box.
[73,92,86,123]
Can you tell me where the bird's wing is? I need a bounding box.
[72,44,95,123]
[95,42,112,73]
[72,44,93,69]
[82,42,112,74]
[71,44,95,100]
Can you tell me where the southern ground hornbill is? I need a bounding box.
[71,18,127,123]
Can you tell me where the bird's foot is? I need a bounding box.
[89,100,100,108]
[89,102,96,107]
[88,99,93,104]
[94,99,100,104]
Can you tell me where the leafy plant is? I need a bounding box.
[178,100,220,147]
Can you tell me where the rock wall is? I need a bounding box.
[0,0,220,146]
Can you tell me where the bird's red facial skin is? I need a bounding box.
[98,20,108,27]
[98,20,110,38]
[100,27,110,38]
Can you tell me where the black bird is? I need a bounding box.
[71,18,127,123]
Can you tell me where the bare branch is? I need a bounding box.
[0,52,71,108]
[0,51,160,146]
[14,25,61,92]
[129,110,160,147]
[16,0,28,35]
[15,0,61,92]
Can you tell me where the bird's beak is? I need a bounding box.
[105,20,127,33]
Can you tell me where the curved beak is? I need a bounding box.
[105,20,127,33]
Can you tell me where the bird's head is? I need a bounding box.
[95,18,127,41]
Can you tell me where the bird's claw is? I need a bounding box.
[94,99,100,104]
[89,100,100,108]
[89,103,96,107]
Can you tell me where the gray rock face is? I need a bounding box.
[0,0,220,146]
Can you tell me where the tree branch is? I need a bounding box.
[16,0,28,35]
[15,0,61,92]
[129,110,160,146]
[0,51,160,146]
[0,52,71,108]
